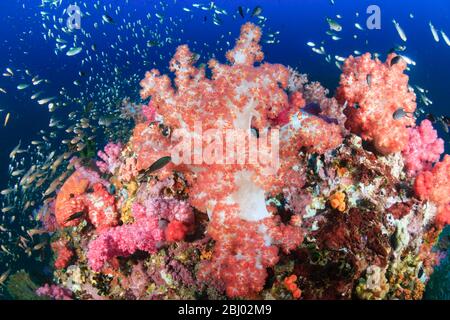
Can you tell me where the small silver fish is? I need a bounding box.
[393,108,414,120]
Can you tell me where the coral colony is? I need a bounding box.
[33,23,449,300]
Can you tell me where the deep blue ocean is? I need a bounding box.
[0,0,449,299]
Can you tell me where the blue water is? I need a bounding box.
[0,0,449,298]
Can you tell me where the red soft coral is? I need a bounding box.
[165,220,189,242]
[197,213,300,297]
[414,155,450,226]
[51,239,73,269]
[336,53,416,154]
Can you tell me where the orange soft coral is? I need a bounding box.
[336,53,416,154]
[84,183,119,231]
[414,155,450,226]
[329,191,346,212]
[139,22,307,297]
[55,171,118,230]
[284,274,302,299]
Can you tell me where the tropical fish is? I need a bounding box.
[392,19,407,42]
[238,6,245,18]
[251,6,262,17]
[137,156,171,181]
[17,83,29,90]
[393,108,414,120]
[66,47,83,56]
[429,22,440,42]
[102,14,115,24]
[0,269,11,286]
[327,18,342,32]
[65,211,85,223]
[441,30,450,46]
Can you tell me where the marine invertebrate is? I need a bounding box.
[414,155,450,226]
[55,170,90,227]
[283,275,302,299]
[402,119,444,176]
[27,21,450,301]
[165,220,189,242]
[84,183,119,231]
[87,203,163,271]
[142,100,157,123]
[139,22,315,297]
[118,156,139,182]
[337,53,416,154]
[36,284,73,300]
[51,239,74,269]
[87,198,193,271]
[5,271,46,300]
[55,170,118,230]
[355,265,389,300]
[329,191,346,212]
[96,142,123,175]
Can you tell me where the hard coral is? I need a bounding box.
[337,53,416,154]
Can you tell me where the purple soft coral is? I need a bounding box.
[36,284,72,300]
[87,198,193,272]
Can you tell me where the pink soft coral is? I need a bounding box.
[96,142,122,175]
[51,239,74,269]
[337,53,416,154]
[402,119,444,176]
[87,198,193,271]
[36,284,72,300]
[414,155,450,226]
[142,100,157,123]
[84,183,119,231]
[197,214,303,297]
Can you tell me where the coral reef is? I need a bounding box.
[31,23,449,301]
